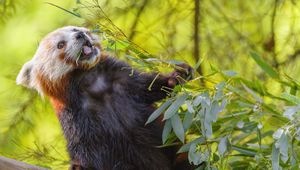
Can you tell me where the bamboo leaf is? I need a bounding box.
[162,120,172,144]
[188,143,203,165]
[223,70,237,77]
[177,137,205,153]
[203,117,213,138]
[279,132,289,163]
[171,114,185,143]
[186,101,195,113]
[45,2,81,18]
[146,100,172,124]
[280,93,300,105]
[232,145,256,156]
[273,128,284,140]
[272,144,280,170]
[283,106,300,120]
[250,51,279,79]
[183,112,193,131]
[242,83,263,103]
[218,137,228,156]
[164,93,188,120]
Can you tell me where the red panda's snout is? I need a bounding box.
[56,27,101,69]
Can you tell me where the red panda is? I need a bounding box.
[16,26,194,170]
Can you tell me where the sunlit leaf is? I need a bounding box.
[273,128,283,140]
[242,83,263,103]
[45,2,81,18]
[283,106,300,120]
[280,93,300,105]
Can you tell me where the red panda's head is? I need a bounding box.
[16,26,101,96]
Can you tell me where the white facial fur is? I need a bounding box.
[16,26,101,94]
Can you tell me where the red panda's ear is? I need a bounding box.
[16,60,34,88]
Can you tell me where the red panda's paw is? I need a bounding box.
[168,63,194,87]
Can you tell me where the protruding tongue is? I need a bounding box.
[83,45,92,55]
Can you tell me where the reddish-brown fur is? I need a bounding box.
[37,72,70,118]
[38,52,108,118]
[49,98,65,118]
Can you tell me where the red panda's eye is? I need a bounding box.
[57,41,66,49]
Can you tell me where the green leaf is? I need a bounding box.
[177,137,205,153]
[218,137,228,156]
[194,56,204,72]
[165,59,183,65]
[208,99,226,123]
[171,114,185,143]
[223,70,237,77]
[188,143,203,165]
[242,83,263,103]
[164,93,188,120]
[193,91,210,107]
[279,132,289,163]
[216,81,226,90]
[185,101,195,113]
[283,106,300,120]
[272,144,280,170]
[203,117,213,138]
[280,92,300,105]
[114,40,130,50]
[273,128,283,140]
[45,2,81,18]
[162,120,172,144]
[249,51,279,79]
[145,100,172,124]
[232,145,256,156]
[183,112,193,131]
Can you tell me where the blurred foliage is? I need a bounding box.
[1,0,300,169]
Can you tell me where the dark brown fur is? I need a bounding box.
[41,56,193,170]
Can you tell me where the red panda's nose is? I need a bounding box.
[76,31,85,40]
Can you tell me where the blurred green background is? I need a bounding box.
[0,1,81,169]
[1,0,300,169]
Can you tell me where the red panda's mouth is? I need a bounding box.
[80,40,97,60]
[82,45,93,56]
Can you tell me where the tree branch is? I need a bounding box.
[270,0,280,68]
[128,0,149,41]
[194,0,203,76]
[0,156,48,170]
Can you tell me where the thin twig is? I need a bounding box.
[194,0,203,76]
[210,0,257,50]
